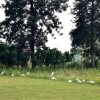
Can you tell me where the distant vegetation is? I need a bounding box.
[0,41,100,69]
[0,41,30,67]
[0,41,73,68]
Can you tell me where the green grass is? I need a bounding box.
[0,67,100,83]
[0,76,100,100]
[30,68,100,83]
[0,67,100,100]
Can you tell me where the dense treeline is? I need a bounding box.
[0,42,72,67]
[0,41,30,67]
[36,47,73,67]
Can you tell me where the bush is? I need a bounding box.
[65,61,84,69]
[0,42,30,67]
[96,60,100,68]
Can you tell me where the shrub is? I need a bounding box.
[65,61,84,69]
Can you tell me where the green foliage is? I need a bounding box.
[36,47,72,67]
[0,42,30,67]
[0,42,9,65]
[63,51,73,62]
[65,61,84,69]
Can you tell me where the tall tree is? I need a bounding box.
[70,0,100,67]
[0,0,68,68]
[0,0,27,66]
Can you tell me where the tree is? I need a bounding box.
[0,0,68,68]
[45,48,62,66]
[36,47,63,66]
[70,0,100,67]
[0,41,30,67]
[63,51,73,62]
[0,0,27,66]
[0,41,9,65]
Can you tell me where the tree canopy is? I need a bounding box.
[0,0,68,68]
[70,0,100,67]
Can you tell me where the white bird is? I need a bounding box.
[68,80,72,83]
[76,79,82,83]
[82,80,85,82]
[1,71,5,75]
[88,80,95,84]
[27,72,30,75]
[21,74,25,77]
[51,77,57,80]
[51,72,55,76]
[11,74,14,77]
[51,72,57,80]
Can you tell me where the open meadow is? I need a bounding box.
[0,0,100,99]
[0,68,100,100]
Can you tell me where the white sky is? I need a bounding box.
[0,0,75,53]
[47,0,75,52]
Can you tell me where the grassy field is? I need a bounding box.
[0,76,100,100]
[1,67,100,82]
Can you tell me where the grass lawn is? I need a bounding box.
[0,76,100,100]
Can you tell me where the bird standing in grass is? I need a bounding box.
[88,80,95,84]
[82,80,85,82]
[11,73,14,77]
[1,71,5,75]
[68,80,72,83]
[76,79,82,83]
[51,72,57,80]
[21,74,25,77]
[27,72,30,75]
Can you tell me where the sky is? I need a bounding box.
[0,0,75,53]
[47,0,75,52]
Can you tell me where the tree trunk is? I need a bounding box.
[16,46,22,68]
[29,0,36,69]
[90,0,95,67]
[16,47,19,68]
[8,46,12,66]
[30,40,36,69]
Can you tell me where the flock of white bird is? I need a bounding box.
[0,71,96,84]
[51,72,96,84]
[68,79,96,84]
[0,71,30,77]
